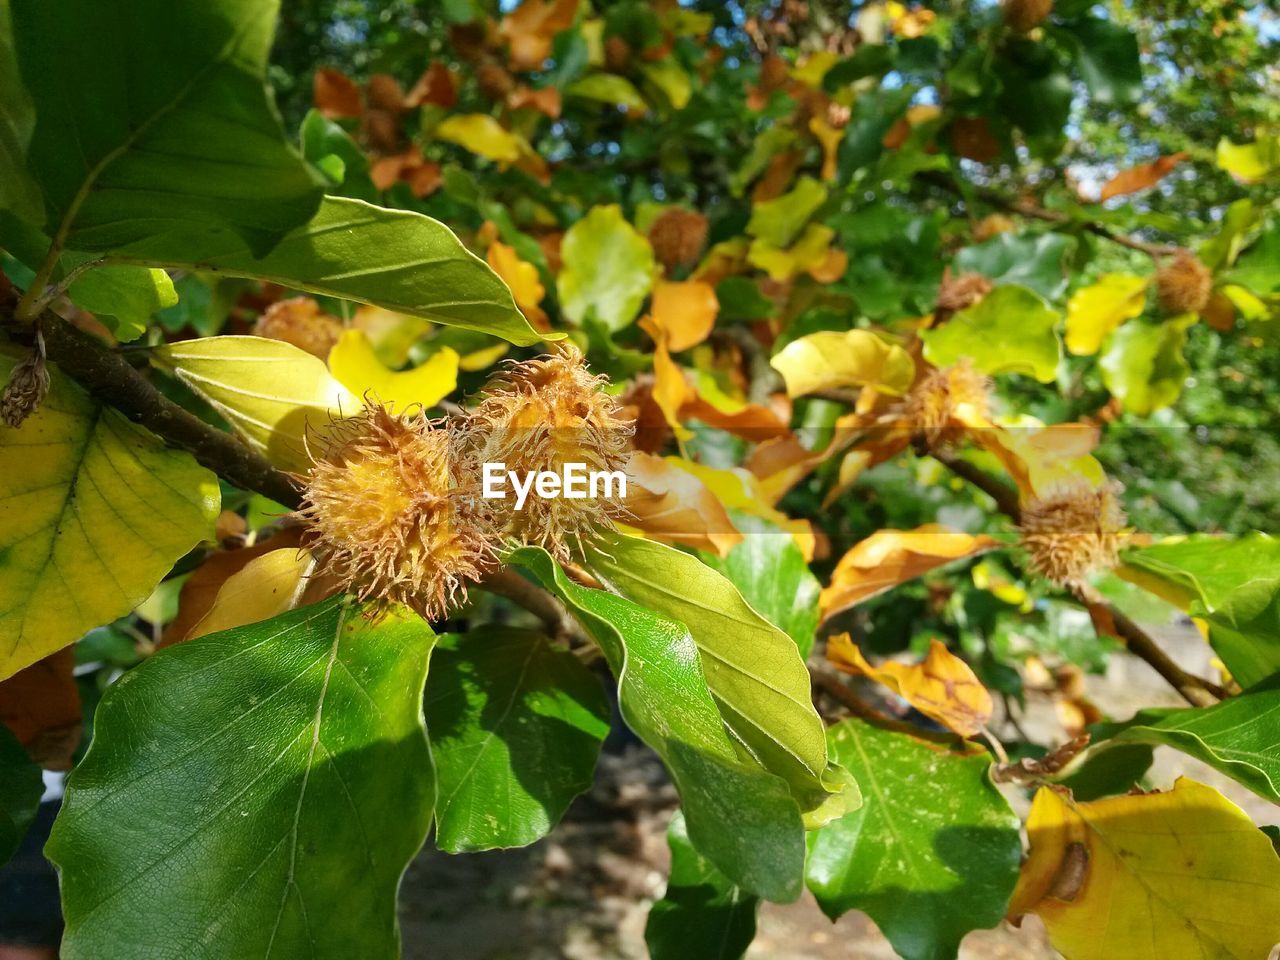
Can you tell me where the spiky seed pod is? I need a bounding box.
[466,349,634,560]
[1002,0,1053,33]
[301,404,498,620]
[974,213,1016,243]
[476,59,515,101]
[905,359,991,446]
[936,272,994,315]
[1,331,50,428]
[253,297,344,360]
[1019,481,1128,587]
[1155,250,1212,316]
[648,208,709,273]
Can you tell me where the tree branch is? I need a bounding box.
[2,298,305,510]
[928,446,1225,706]
[478,567,590,647]
[918,171,1181,258]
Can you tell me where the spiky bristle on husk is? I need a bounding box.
[648,208,709,272]
[1019,480,1128,586]
[936,272,994,314]
[905,359,991,446]
[1156,250,1212,316]
[301,404,498,620]
[465,349,634,560]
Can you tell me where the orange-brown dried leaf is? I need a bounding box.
[621,451,743,557]
[0,648,82,769]
[1099,152,1189,201]
[828,634,994,737]
[408,61,459,108]
[314,67,362,118]
[501,0,579,70]
[821,524,1000,622]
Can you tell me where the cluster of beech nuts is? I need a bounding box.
[300,349,632,621]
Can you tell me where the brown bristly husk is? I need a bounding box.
[936,271,994,315]
[464,348,633,561]
[1019,480,1129,586]
[1002,0,1053,33]
[1155,249,1212,316]
[648,208,709,273]
[905,359,991,447]
[301,403,498,621]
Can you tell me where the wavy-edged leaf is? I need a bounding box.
[47,598,436,959]
[151,335,354,474]
[557,204,654,332]
[12,0,324,256]
[1099,315,1196,416]
[953,233,1075,301]
[0,0,40,225]
[1009,778,1280,960]
[1093,675,1280,804]
[922,284,1062,383]
[806,719,1021,960]
[646,809,759,960]
[426,626,609,853]
[769,329,914,399]
[588,533,841,811]
[113,196,550,346]
[0,351,219,680]
[506,546,808,903]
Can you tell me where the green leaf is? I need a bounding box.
[823,44,896,91]
[299,109,377,203]
[1092,675,1280,804]
[12,0,324,256]
[642,59,692,110]
[1120,535,1280,687]
[1198,578,1280,691]
[1063,18,1142,106]
[0,723,41,865]
[954,232,1076,300]
[1056,741,1154,802]
[921,284,1062,382]
[838,87,913,179]
[0,0,41,225]
[587,533,844,813]
[730,127,796,197]
[47,598,435,959]
[426,626,609,853]
[0,350,219,680]
[701,514,821,659]
[806,720,1022,960]
[506,547,807,903]
[109,196,548,346]
[747,176,828,249]
[557,204,655,332]
[63,258,177,341]
[1100,315,1195,416]
[646,810,759,960]
[567,74,649,112]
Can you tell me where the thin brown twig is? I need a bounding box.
[928,447,1225,706]
[478,567,590,647]
[2,300,305,509]
[917,171,1182,258]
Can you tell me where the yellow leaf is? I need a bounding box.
[650,280,719,352]
[975,419,1106,500]
[184,548,317,642]
[668,457,815,560]
[458,342,510,372]
[1010,779,1280,960]
[770,329,915,398]
[1065,274,1148,356]
[436,114,523,163]
[619,451,742,557]
[809,116,843,181]
[747,223,834,281]
[0,353,219,679]
[487,241,548,329]
[791,51,839,88]
[1216,135,1280,184]
[638,315,692,440]
[329,329,459,411]
[152,336,354,474]
[352,305,431,367]
[820,524,999,621]
[828,635,993,737]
